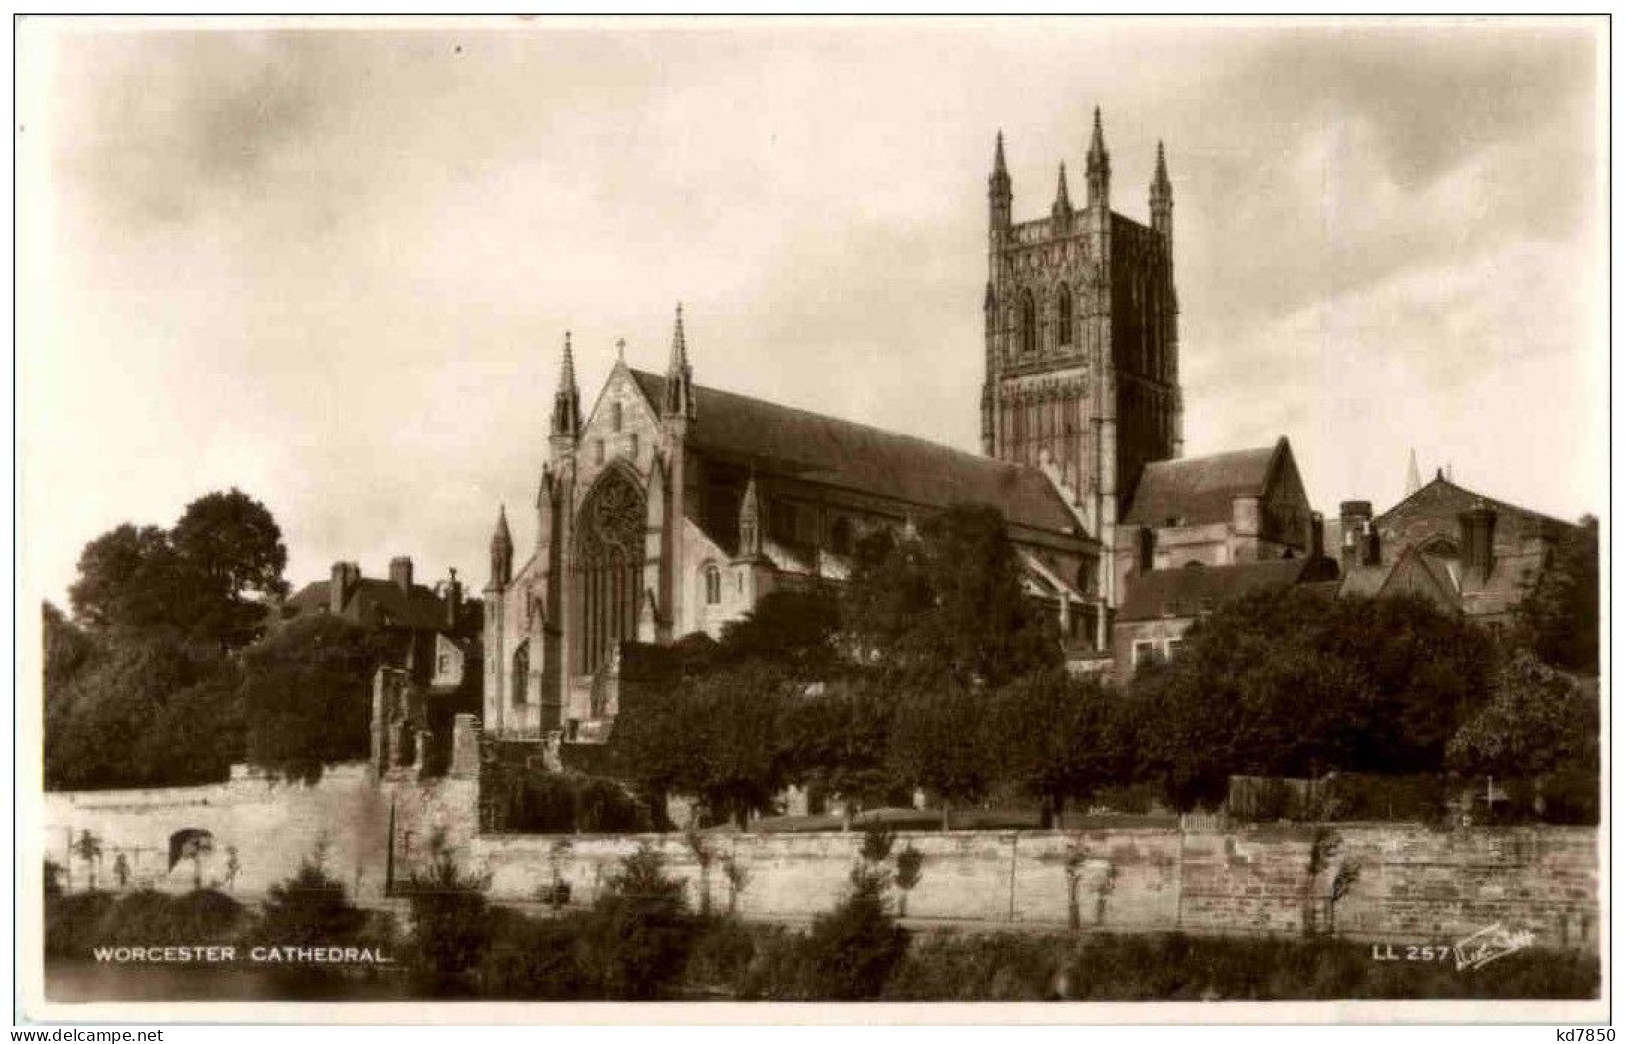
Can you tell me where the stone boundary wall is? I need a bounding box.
[474,824,1599,951]
[43,773,1597,951]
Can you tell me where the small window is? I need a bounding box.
[704,565,721,605]
[437,654,450,674]
[1165,637,1184,659]
[830,516,854,556]
[1132,640,1163,668]
[611,402,623,432]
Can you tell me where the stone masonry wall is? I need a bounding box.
[42,773,1597,952]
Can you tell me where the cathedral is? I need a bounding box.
[483,110,1190,741]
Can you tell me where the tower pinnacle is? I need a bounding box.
[1086,106,1111,207]
[550,331,581,441]
[489,505,513,588]
[1150,139,1173,244]
[989,130,1012,231]
[663,302,695,420]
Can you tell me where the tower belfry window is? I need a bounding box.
[1019,290,1037,354]
[1056,284,1073,347]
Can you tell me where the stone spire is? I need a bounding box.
[1405,447,1423,497]
[1051,161,1072,229]
[550,331,581,441]
[1150,139,1173,244]
[1086,106,1111,208]
[489,505,513,589]
[663,302,695,421]
[989,130,1012,231]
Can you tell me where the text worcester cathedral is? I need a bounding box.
[483,111,1189,740]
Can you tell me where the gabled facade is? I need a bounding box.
[1337,471,1576,625]
[485,308,1109,741]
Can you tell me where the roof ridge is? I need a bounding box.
[629,368,1035,475]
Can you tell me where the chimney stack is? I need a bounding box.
[389,556,414,595]
[1338,501,1372,573]
[444,567,463,629]
[330,561,361,614]
[1458,501,1498,581]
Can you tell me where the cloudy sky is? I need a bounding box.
[19,17,1605,605]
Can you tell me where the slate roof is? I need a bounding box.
[1117,555,1337,622]
[284,577,467,634]
[629,370,1081,536]
[1122,440,1283,527]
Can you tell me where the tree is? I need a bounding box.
[45,627,239,790]
[1516,515,1599,675]
[66,489,288,651]
[256,847,369,952]
[988,669,1124,826]
[1448,648,1600,824]
[400,830,492,998]
[715,587,842,680]
[777,671,896,818]
[170,488,290,649]
[887,675,993,828]
[240,614,381,784]
[1124,589,1498,810]
[72,831,103,892]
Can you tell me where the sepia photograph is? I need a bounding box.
[14,13,1608,1026]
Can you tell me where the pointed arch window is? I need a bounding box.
[704,565,722,605]
[572,468,646,676]
[1056,284,1074,347]
[611,402,623,432]
[512,642,530,707]
[1019,290,1037,354]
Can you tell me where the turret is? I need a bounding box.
[550,331,581,443]
[989,130,1012,232]
[1051,161,1072,233]
[1149,140,1172,245]
[1086,107,1111,209]
[662,303,695,421]
[489,505,513,590]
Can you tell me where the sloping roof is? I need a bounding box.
[1118,556,1335,622]
[1123,441,1282,527]
[1338,546,1464,614]
[1377,474,1575,533]
[285,578,465,634]
[628,369,1081,535]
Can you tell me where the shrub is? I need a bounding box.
[479,907,591,1000]
[577,843,696,999]
[796,864,909,1000]
[43,891,116,959]
[399,833,492,998]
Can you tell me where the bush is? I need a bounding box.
[684,916,761,994]
[399,835,492,998]
[577,843,696,999]
[44,891,117,959]
[882,931,1055,1000]
[478,907,591,999]
[796,864,909,1000]
[93,888,247,949]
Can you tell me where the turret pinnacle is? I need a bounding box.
[489,504,513,589]
[1086,106,1111,207]
[1054,162,1071,210]
[988,130,1012,231]
[663,302,695,421]
[1152,139,1171,195]
[492,504,512,551]
[550,331,582,441]
[993,129,1008,177]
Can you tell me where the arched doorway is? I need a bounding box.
[573,467,646,676]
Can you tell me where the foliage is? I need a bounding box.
[1447,649,1599,824]
[68,489,287,651]
[715,587,842,680]
[1124,589,1498,810]
[44,621,241,791]
[987,669,1124,824]
[91,888,248,948]
[615,661,791,828]
[255,849,370,951]
[240,614,382,783]
[478,907,592,1000]
[792,862,910,1000]
[776,670,896,814]
[887,677,993,823]
[1516,515,1599,675]
[577,843,696,1000]
[399,831,493,998]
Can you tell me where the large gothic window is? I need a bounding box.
[1019,291,1037,354]
[573,467,646,676]
[1056,284,1073,347]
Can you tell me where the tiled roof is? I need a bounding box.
[628,370,1081,536]
[1117,555,1336,622]
[1123,440,1283,527]
[284,578,468,634]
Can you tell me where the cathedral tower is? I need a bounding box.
[979,109,1182,554]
